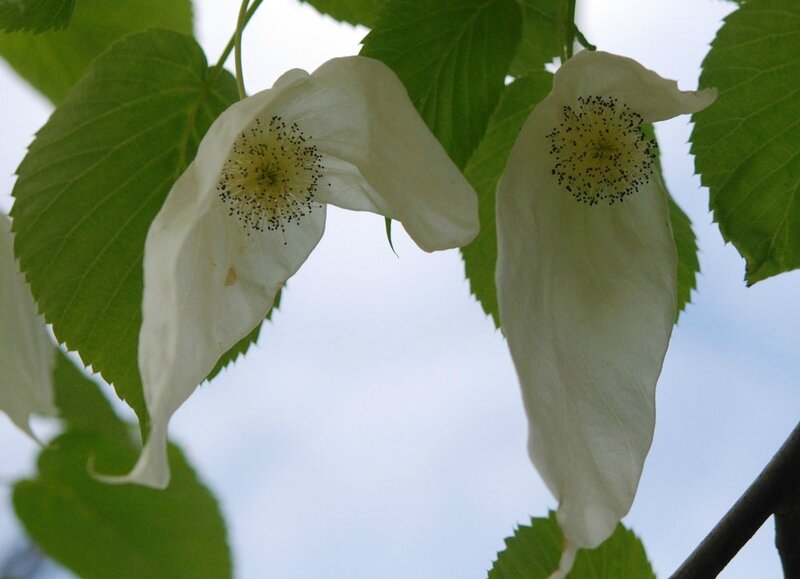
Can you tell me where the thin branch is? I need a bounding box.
[775,484,800,579]
[670,421,800,578]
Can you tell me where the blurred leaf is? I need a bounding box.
[0,0,192,103]
[691,0,800,285]
[461,72,552,327]
[488,512,655,579]
[0,212,56,437]
[299,0,383,27]
[361,0,522,167]
[11,30,238,426]
[0,0,75,33]
[15,352,232,578]
[13,431,231,579]
[510,0,560,76]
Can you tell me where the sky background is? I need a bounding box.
[2,0,799,577]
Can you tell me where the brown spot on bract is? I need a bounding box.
[225,266,237,287]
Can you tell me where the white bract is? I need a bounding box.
[108,56,478,489]
[0,213,56,439]
[495,50,716,575]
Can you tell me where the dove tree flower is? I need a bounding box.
[0,212,56,439]
[107,55,478,489]
[495,50,716,574]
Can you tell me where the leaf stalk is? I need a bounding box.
[235,0,251,99]
[208,0,265,89]
[558,0,577,62]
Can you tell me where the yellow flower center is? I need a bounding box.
[217,116,323,233]
[547,96,656,205]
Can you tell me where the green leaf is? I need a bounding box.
[488,512,655,579]
[691,0,800,285]
[361,0,522,168]
[11,29,239,425]
[384,217,399,255]
[206,322,263,383]
[461,72,553,327]
[509,0,560,76]
[205,289,282,381]
[643,123,699,319]
[299,0,383,27]
[0,0,75,33]
[13,431,232,579]
[0,0,192,103]
[52,349,128,441]
[668,195,699,320]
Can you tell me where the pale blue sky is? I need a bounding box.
[1,1,798,577]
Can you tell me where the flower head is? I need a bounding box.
[217,115,323,233]
[495,50,715,574]
[547,95,657,205]
[0,212,56,439]
[104,56,478,489]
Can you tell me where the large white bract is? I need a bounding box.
[108,56,479,489]
[0,213,55,439]
[495,50,716,575]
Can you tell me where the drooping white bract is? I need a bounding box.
[495,50,715,575]
[109,56,479,489]
[0,213,56,439]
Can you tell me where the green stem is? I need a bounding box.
[208,0,265,89]
[235,0,251,99]
[558,0,577,62]
[566,0,576,59]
